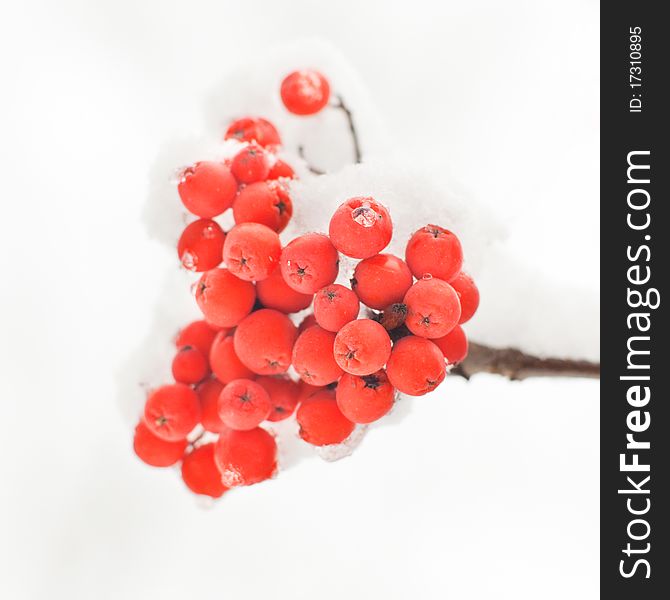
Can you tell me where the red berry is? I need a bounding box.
[234,309,298,375]
[403,277,461,339]
[178,161,237,218]
[450,272,480,324]
[292,325,343,385]
[352,254,413,310]
[329,197,392,259]
[144,384,201,441]
[336,370,395,424]
[405,225,463,282]
[175,320,219,357]
[196,378,228,433]
[296,391,355,446]
[386,336,446,396]
[233,180,293,233]
[280,70,331,116]
[267,159,295,180]
[298,313,318,334]
[256,375,300,421]
[280,233,339,294]
[133,420,187,467]
[225,117,281,147]
[209,331,255,384]
[256,267,313,314]
[172,345,209,384]
[313,284,360,332]
[177,219,225,272]
[195,268,256,328]
[333,319,392,376]
[432,325,469,365]
[218,378,272,431]
[181,443,229,498]
[230,144,270,184]
[222,222,281,282]
[214,427,277,487]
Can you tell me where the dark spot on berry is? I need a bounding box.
[275,200,287,215]
[362,374,381,390]
[239,392,251,403]
[421,316,431,326]
[297,267,306,277]
[156,415,168,426]
[430,228,442,238]
[267,359,279,368]
[274,406,286,414]
[325,290,337,301]
[350,277,358,288]
[426,379,437,388]
[198,282,207,294]
[180,345,193,352]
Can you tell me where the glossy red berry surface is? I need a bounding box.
[280,233,339,294]
[432,324,469,365]
[178,161,237,218]
[195,268,256,328]
[233,180,293,233]
[336,370,395,424]
[405,225,463,282]
[224,117,281,148]
[256,267,313,314]
[267,159,295,180]
[280,70,331,116]
[403,277,461,339]
[297,391,355,446]
[328,197,393,259]
[333,319,392,376]
[223,222,281,282]
[177,219,225,272]
[218,378,272,431]
[181,443,229,498]
[144,384,201,441]
[196,378,228,433]
[449,271,480,324]
[175,320,219,357]
[133,420,187,467]
[230,144,270,184]
[352,253,413,310]
[214,427,277,487]
[256,375,301,422]
[292,325,343,386]
[234,309,298,375]
[209,331,255,384]
[172,345,209,384]
[386,336,446,396]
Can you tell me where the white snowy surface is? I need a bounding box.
[0,1,599,599]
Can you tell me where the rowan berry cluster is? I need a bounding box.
[134,69,480,499]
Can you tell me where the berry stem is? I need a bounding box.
[332,94,362,164]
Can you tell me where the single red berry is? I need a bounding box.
[230,144,270,184]
[298,313,318,334]
[313,284,359,332]
[296,390,355,446]
[336,370,395,424]
[181,443,229,498]
[222,222,281,282]
[256,267,313,314]
[256,375,300,422]
[403,277,461,339]
[177,219,225,272]
[175,320,219,357]
[333,319,392,376]
[432,325,469,365]
[267,159,295,180]
[209,331,255,384]
[234,309,298,375]
[214,427,277,487]
[195,268,256,328]
[352,253,413,310]
[280,70,331,116]
[449,272,480,324]
[224,117,281,148]
[196,378,228,433]
[233,180,293,233]
[280,233,339,294]
[172,345,209,384]
[133,420,187,467]
[386,336,446,396]
[328,197,393,259]
[144,384,201,441]
[292,325,343,385]
[218,378,272,431]
[178,161,237,218]
[405,225,463,282]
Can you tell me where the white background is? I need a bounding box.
[0,1,599,599]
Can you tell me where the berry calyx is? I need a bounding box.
[386,336,446,396]
[333,319,392,376]
[222,222,281,282]
[144,384,201,441]
[195,268,256,328]
[218,378,272,431]
[224,117,281,148]
[280,70,331,116]
[233,180,293,233]
[328,197,393,259]
[133,420,187,467]
[313,284,360,332]
[178,161,237,218]
[175,320,219,357]
[292,325,343,385]
[208,331,255,384]
[280,233,339,294]
[403,277,461,339]
[405,225,463,282]
[196,378,229,433]
[230,144,270,184]
[296,391,355,446]
[214,427,277,487]
[336,370,395,424]
[256,375,300,422]
[171,345,209,384]
[352,253,413,310]
[432,324,469,365]
[181,443,229,498]
[256,267,313,314]
[449,271,480,324]
[177,219,225,272]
